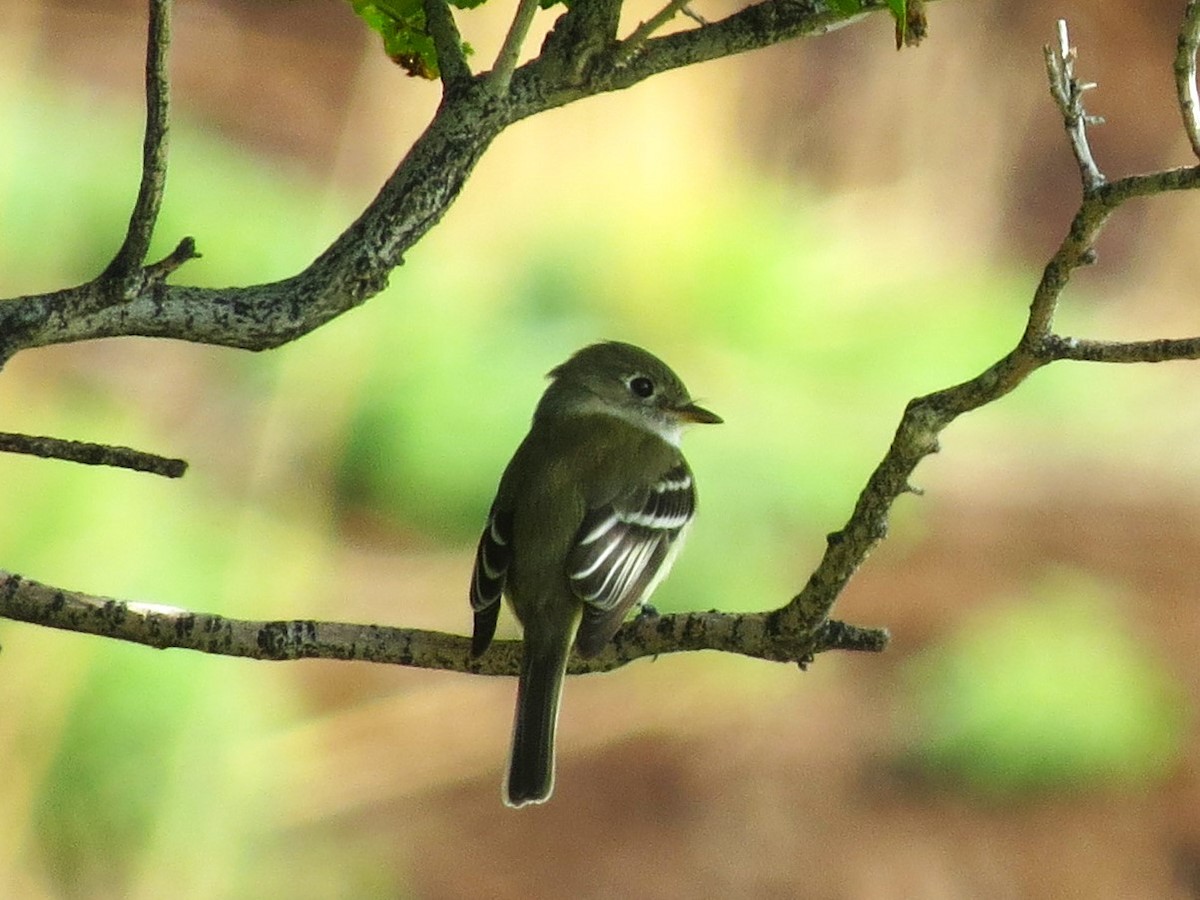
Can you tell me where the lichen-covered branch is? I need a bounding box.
[0,86,506,360]
[517,0,872,114]
[617,0,701,65]
[102,0,175,285]
[1176,0,1200,160]
[0,570,883,673]
[486,0,542,93]
[423,0,472,89]
[0,432,187,478]
[0,0,890,363]
[767,18,1200,643]
[1043,20,1105,193]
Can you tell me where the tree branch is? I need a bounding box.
[0,83,508,361]
[0,433,187,478]
[541,0,874,105]
[612,0,697,68]
[422,0,472,89]
[487,0,542,94]
[102,0,182,288]
[1176,0,1200,160]
[1043,19,1105,193]
[765,16,1200,643]
[0,570,884,672]
[1045,335,1200,363]
[0,0,890,363]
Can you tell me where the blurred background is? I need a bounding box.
[2,0,1200,897]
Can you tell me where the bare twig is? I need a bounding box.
[143,236,200,281]
[1044,19,1105,193]
[1175,0,1200,159]
[0,432,187,478]
[487,0,542,94]
[615,0,700,66]
[103,0,174,287]
[1046,334,1200,363]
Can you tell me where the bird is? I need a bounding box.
[469,340,721,807]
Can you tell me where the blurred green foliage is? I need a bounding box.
[904,570,1186,793]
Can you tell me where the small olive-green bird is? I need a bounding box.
[469,341,721,807]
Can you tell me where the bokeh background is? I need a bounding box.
[3,1,1200,897]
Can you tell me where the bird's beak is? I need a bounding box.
[674,401,723,425]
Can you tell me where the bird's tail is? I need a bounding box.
[505,640,571,807]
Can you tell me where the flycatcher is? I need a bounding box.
[469,340,721,807]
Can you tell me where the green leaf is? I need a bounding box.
[349,0,440,79]
[826,0,862,13]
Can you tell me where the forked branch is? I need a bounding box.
[2,0,193,476]
[769,19,1200,646]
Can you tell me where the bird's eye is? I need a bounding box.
[628,375,655,398]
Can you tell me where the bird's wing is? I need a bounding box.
[469,503,513,657]
[567,461,696,657]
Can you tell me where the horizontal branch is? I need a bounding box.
[1045,334,1200,363]
[0,432,186,477]
[513,0,884,116]
[601,0,870,87]
[0,570,886,673]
